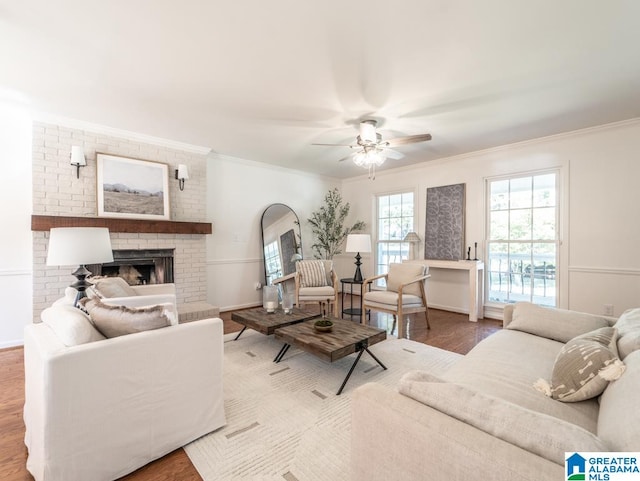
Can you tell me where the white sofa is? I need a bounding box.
[351,303,640,481]
[23,305,225,481]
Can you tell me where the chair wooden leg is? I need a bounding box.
[424,309,431,330]
[391,315,397,337]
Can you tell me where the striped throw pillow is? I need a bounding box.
[297,260,328,288]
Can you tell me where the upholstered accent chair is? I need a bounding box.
[361,263,430,338]
[273,259,339,317]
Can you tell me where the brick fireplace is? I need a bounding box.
[31,121,211,321]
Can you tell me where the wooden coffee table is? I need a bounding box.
[273,318,387,395]
[231,306,320,340]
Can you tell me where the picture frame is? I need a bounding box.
[424,183,466,260]
[96,153,170,220]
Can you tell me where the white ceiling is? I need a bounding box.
[1,1,639,178]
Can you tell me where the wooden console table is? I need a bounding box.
[404,259,484,322]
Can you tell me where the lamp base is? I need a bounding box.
[70,265,94,307]
[353,252,363,282]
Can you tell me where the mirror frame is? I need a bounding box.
[260,203,302,285]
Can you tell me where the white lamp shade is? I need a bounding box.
[70,146,86,166]
[346,234,372,253]
[403,231,421,243]
[47,227,114,266]
[177,164,189,180]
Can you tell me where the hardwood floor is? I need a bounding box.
[0,304,501,481]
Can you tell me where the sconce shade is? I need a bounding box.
[176,164,189,180]
[346,234,372,253]
[47,227,114,266]
[70,146,86,167]
[403,231,421,243]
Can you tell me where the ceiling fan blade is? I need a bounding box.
[337,154,355,162]
[383,149,405,160]
[384,133,432,147]
[311,142,355,147]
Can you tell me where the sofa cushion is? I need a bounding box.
[506,302,610,343]
[92,276,137,298]
[598,349,640,451]
[386,263,425,297]
[614,308,640,359]
[398,371,608,465]
[538,327,625,402]
[442,329,600,432]
[41,305,106,346]
[297,260,329,287]
[80,297,171,338]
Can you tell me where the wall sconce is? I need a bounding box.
[70,146,86,178]
[175,164,189,191]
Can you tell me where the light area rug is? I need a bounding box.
[185,328,461,481]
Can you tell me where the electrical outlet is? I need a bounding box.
[604,304,614,316]
[254,282,262,290]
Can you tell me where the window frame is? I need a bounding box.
[484,168,562,307]
[374,189,417,283]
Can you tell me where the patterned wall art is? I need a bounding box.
[424,183,466,260]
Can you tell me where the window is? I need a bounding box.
[486,171,558,306]
[375,192,414,281]
[263,241,282,286]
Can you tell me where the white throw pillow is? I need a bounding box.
[80,297,171,338]
[92,277,137,298]
[614,308,640,359]
[41,305,106,346]
[506,302,610,343]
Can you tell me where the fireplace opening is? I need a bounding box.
[86,249,174,285]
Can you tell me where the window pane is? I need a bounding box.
[510,177,532,209]
[379,218,390,240]
[532,207,556,240]
[376,191,414,279]
[509,209,532,240]
[490,210,509,240]
[533,174,556,207]
[487,242,509,303]
[490,179,509,210]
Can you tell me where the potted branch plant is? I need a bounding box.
[308,188,365,332]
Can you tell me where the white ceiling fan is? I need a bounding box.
[313,119,432,179]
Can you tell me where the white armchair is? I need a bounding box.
[23,309,225,481]
[361,263,431,338]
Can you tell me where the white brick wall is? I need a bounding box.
[32,122,209,320]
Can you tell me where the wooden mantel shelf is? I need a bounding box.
[31,215,212,235]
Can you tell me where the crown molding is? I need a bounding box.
[33,112,212,155]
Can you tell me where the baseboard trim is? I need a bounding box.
[0,340,24,350]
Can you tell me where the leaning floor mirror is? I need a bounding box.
[260,203,302,286]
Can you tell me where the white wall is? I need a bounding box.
[205,154,339,310]
[0,102,33,348]
[341,119,640,319]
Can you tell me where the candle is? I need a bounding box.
[266,301,277,313]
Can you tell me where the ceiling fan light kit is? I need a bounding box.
[314,119,432,180]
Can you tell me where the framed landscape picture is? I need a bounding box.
[96,153,170,220]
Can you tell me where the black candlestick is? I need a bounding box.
[466,247,471,261]
[473,242,478,261]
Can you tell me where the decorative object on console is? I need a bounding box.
[175,163,189,191]
[46,227,114,307]
[346,234,372,282]
[403,231,421,260]
[70,145,86,179]
[96,153,170,221]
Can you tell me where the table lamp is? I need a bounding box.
[46,227,114,306]
[403,231,421,260]
[345,234,371,282]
